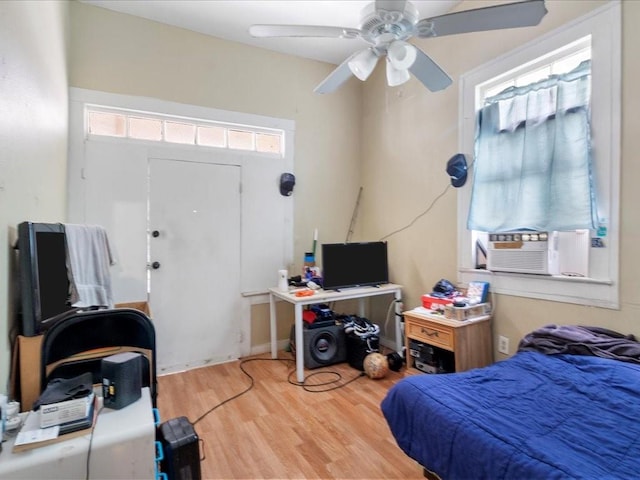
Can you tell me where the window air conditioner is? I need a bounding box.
[487,231,559,275]
[486,230,590,276]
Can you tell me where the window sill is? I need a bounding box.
[459,268,618,309]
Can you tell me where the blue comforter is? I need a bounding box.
[381,351,640,479]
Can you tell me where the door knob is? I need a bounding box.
[152,261,161,270]
[152,230,160,238]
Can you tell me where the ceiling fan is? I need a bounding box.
[249,0,547,94]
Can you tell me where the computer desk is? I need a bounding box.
[269,283,403,383]
[0,388,155,479]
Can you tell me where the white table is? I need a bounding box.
[0,388,156,479]
[269,283,403,382]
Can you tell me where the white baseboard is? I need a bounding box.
[250,339,290,357]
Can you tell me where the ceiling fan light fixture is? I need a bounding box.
[348,48,379,81]
[385,57,411,87]
[387,41,417,70]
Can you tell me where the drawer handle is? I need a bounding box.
[421,328,439,337]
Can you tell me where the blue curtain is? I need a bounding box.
[467,61,596,232]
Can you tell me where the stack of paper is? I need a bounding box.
[14,394,97,452]
[39,392,95,431]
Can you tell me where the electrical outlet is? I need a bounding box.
[498,335,509,355]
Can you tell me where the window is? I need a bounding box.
[129,116,162,141]
[197,125,226,147]
[86,107,285,156]
[228,129,254,150]
[471,55,593,233]
[87,111,125,137]
[165,121,196,144]
[458,2,620,308]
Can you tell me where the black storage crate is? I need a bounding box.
[346,333,380,371]
[158,416,201,480]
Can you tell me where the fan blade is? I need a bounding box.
[415,0,547,38]
[314,56,357,94]
[249,24,361,39]
[408,47,452,92]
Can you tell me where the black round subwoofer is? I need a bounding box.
[310,331,340,364]
[290,324,347,369]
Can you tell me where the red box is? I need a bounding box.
[421,295,454,311]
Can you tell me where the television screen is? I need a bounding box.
[321,242,389,290]
[18,222,73,336]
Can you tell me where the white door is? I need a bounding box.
[149,158,241,372]
[79,141,243,373]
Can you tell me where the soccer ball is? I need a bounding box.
[363,352,389,379]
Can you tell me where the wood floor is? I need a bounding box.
[157,351,424,479]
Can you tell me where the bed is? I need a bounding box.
[381,325,640,479]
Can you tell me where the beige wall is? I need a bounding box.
[362,0,640,357]
[68,2,363,351]
[0,1,69,391]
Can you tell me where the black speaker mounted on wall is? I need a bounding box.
[279,172,295,196]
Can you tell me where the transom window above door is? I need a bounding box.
[86,106,284,156]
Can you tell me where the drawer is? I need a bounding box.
[406,320,454,351]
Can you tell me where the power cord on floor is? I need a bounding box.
[190,355,366,426]
[287,369,366,392]
[191,357,286,426]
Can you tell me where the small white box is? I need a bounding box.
[444,303,491,321]
[39,393,94,429]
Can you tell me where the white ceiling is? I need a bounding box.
[81,0,461,65]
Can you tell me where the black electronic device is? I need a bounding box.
[342,315,380,370]
[158,416,201,480]
[17,221,74,337]
[321,241,389,291]
[306,319,337,330]
[409,339,455,374]
[345,333,379,371]
[290,324,347,369]
[102,351,142,409]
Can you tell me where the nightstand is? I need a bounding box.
[403,308,492,373]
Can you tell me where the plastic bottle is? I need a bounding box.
[303,252,315,279]
[0,394,7,440]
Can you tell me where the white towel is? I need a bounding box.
[64,224,115,308]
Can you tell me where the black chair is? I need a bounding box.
[40,308,157,407]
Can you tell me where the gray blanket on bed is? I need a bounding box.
[517,324,640,363]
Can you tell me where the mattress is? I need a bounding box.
[381,351,640,479]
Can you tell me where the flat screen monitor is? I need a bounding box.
[18,222,73,336]
[321,242,389,290]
